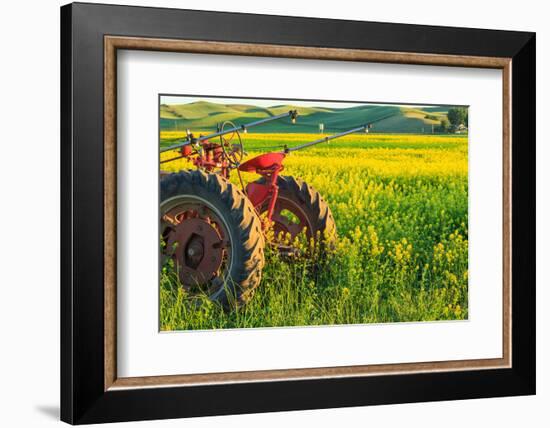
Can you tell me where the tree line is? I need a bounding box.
[435,107,468,133]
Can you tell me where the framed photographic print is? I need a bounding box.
[60,2,536,424]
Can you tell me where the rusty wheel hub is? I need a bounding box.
[259,197,313,257]
[270,198,311,241]
[165,216,225,287]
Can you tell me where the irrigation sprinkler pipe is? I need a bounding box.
[284,124,370,153]
[160,110,298,153]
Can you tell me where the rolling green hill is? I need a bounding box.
[160,100,454,134]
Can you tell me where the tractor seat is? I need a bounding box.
[238,152,286,173]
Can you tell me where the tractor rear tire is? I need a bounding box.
[254,175,337,250]
[161,170,265,307]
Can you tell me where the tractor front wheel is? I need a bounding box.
[160,170,265,307]
[254,175,337,252]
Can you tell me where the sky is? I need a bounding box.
[159,95,426,110]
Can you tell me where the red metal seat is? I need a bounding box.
[238,152,286,173]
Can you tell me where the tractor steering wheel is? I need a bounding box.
[219,121,245,167]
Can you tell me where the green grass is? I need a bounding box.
[160,132,468,331]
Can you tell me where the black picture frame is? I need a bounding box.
[61,2,535,424]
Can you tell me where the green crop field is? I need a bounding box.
[160,100,454,134]
[159,132,469,331]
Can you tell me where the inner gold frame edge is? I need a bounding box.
[104,36,512,391]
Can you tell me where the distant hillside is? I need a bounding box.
[160,100,453,134]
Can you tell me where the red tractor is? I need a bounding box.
[160,110,370,307]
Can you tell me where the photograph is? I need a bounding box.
[159,95,469,331]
